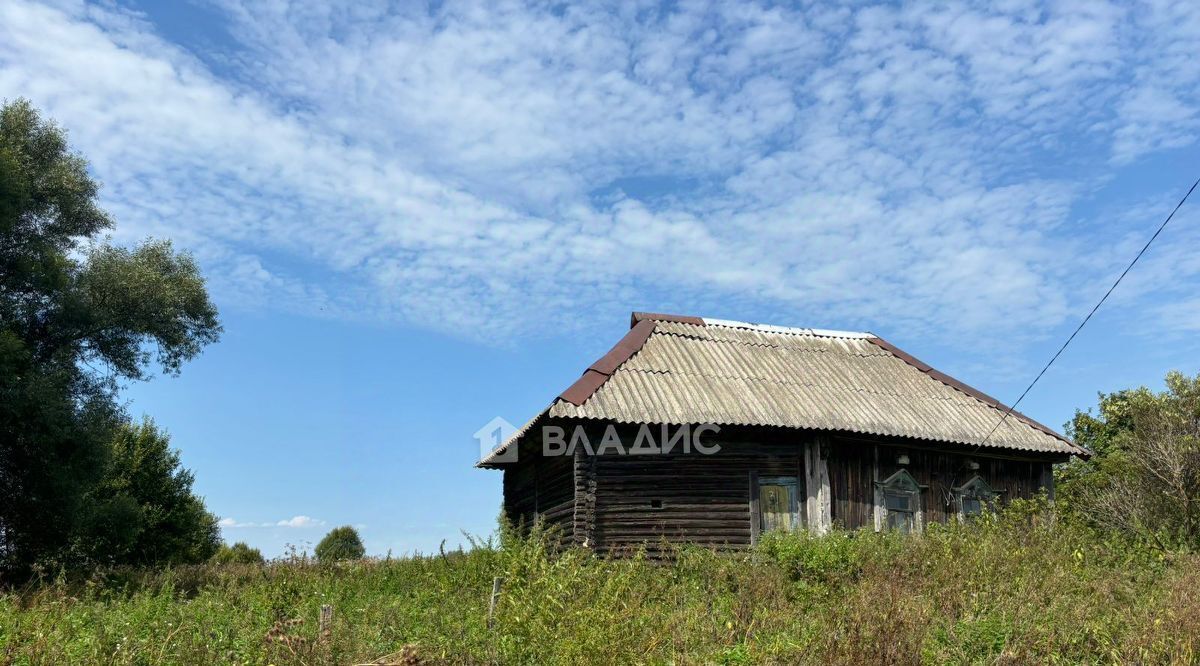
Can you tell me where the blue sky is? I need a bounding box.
[1,0,1198,556]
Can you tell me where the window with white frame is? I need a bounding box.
[954,475,997,520]
[878,469,922,533]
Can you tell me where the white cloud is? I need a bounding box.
[219,515,326,529]
[1,0,1197,349]
[276,515,325,528]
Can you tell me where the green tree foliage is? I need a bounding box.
[80,419,221,566]
[213,542,265,565]
[315,526,365,562]
[0,99,221,575]
[1059,370,1200,551]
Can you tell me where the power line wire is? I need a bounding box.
[978,174,1200,449]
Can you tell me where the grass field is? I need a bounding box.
[2,503,1197,665]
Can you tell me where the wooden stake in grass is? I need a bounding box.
[487,577,503,629]
[319,604,333,642]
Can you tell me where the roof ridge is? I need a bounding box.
[655,327,891,353]
[703,318,873,339]
[630,312,872,338]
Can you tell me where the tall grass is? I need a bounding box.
[1,503,1196,664]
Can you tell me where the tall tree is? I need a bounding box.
[0,99,221,575]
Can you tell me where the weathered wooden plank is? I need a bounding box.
[872,443,883,532]
[804,437,832,534]
[1040,462,1055,501]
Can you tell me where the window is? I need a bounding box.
[757,476,801,533]
[878,469,922,533]
[954,476,997,520]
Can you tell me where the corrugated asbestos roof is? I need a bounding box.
[478,313,1084,466]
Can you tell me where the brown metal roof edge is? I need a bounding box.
[559,319,657,406]
[630,312,706,328]
[866,336,1089,458]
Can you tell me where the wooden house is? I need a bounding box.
[478,312,1088,553]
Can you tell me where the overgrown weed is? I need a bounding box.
[1,507,1196,664]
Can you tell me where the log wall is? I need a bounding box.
[501,440,575,541]
[500,422,1062,552]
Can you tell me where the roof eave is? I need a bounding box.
[864,336,1083,456]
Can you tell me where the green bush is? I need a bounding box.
[79,419,221,568]
[212,542,264,565]
[315,526,365,562]
[1058,370,1200,551]
[757,528,892,588]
